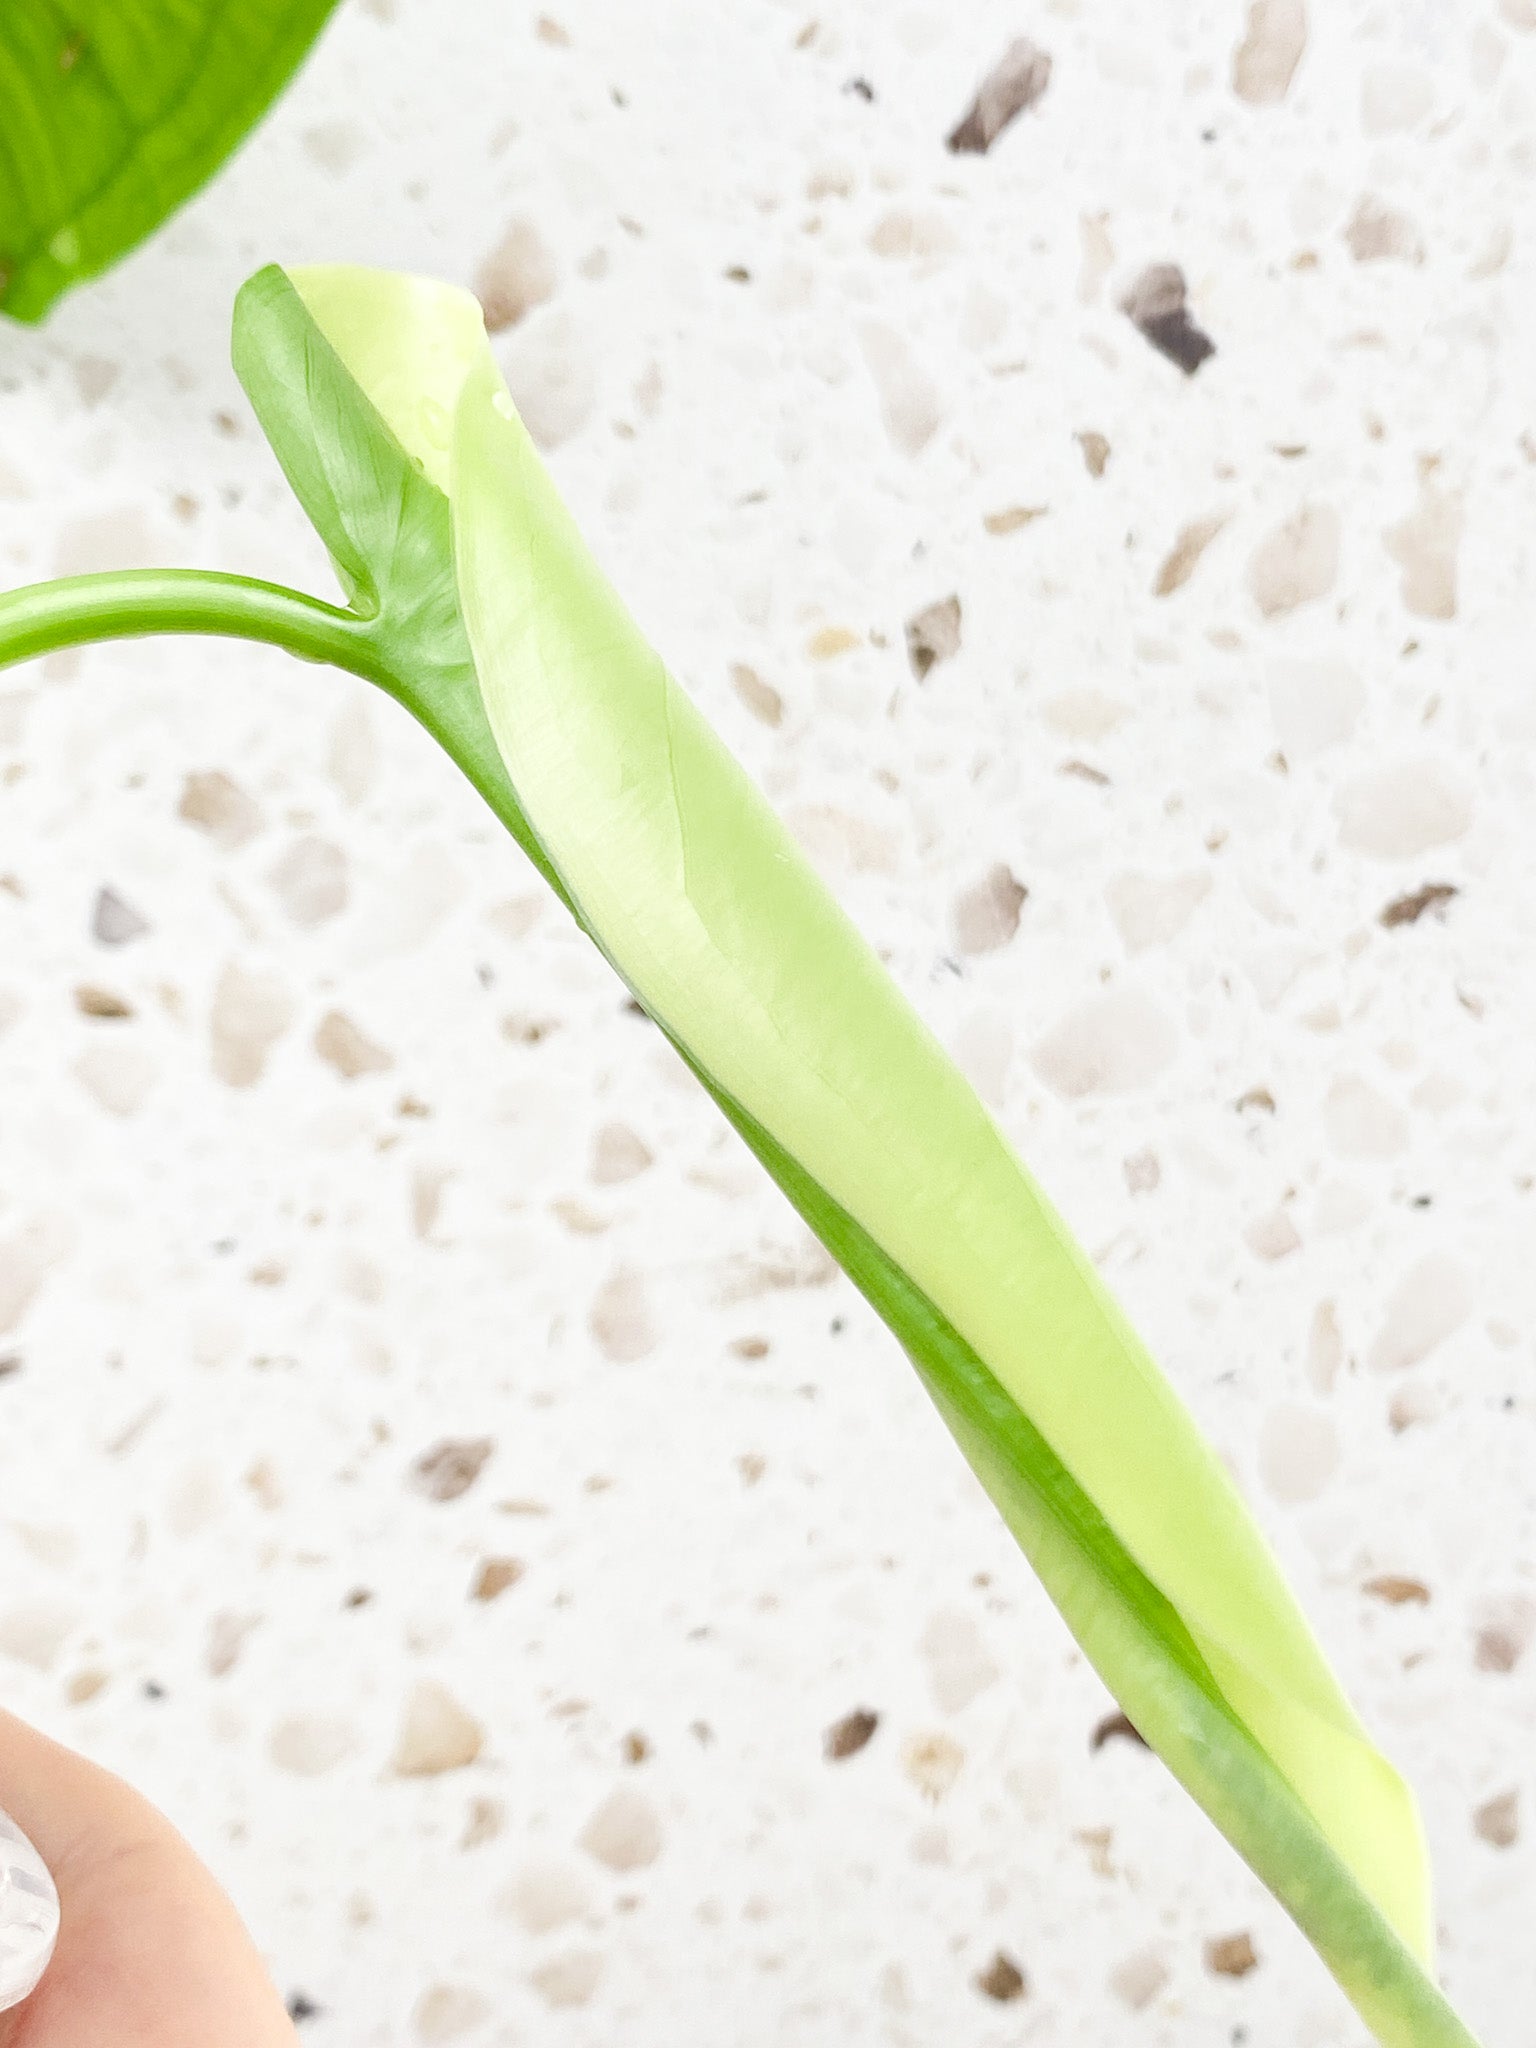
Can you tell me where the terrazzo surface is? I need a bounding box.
[1,1,1534,2041]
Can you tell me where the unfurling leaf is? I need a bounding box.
[226,267,1481,2048]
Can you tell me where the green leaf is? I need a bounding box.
[0,2,340,323]
[237,264,1485,2048]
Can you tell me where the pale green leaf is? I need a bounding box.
[450,341,1430,1942]
[238,265,1484,2048]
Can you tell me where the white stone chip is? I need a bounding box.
[391,1682,485,1776]
[591,1120,653,1184]
[920,1609,1000,1714]
[501,306,594,450]
[1109,1947,1170,2011]
[268,835,349,928]
[1232,0,1307,104]
[579,1784,663,1871]
[858,322,944,456]
[1030,991,1178,1098]
[0,1221,70,1337]
[1346,196,1424,264]
[1265,656,1363,758]
[1385,478,1463,621]
[314,1010,393,1079]
[952,864,1027,954]
[1369,1254,1473,1373]
[529,1950,603,2009]
[1335,760,1472,859]
[500,1859,592,1934]
[1247,504,1340,616]
[73,1044,157,1117]
[179,769,262,847]
[1361,63,1434,134]
[1323,1075,1408,1160]
[210,963,295,1087]
[413,1984,494,2041]
[589,1267,658,1360]
[1258,1404,1339,1503]
[91,886,150,945]
[269,1715,362,1777]
[1104,871,1210,952]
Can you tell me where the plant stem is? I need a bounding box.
[0,568,388,685]
[0,561,581,917]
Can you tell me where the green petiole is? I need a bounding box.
[0,561,575,915]
[0,567,385,682]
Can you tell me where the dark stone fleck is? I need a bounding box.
[947,40,1051,154]
[950,39,1056,153]
[975,1951,1028,2002]
[1362,1575,1429,1607]
[410,1438,494,1503]
[843,76,875,100]
[1205,1931,1259,1978]
[1380,882,1458,929]
[1139,311,1215,375]
[1475,1623,1524,1674]
[470,1556,524,1601]
[1120,264,1216,376]
[1091,1710,1149,1752]
[75,984,133,1019]
[905,594,962,679]
[824,1708,880,1761]
[287,1993,323,2022]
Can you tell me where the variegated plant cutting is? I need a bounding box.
[0,268,1486,2048]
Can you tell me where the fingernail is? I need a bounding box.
[0,1808,59,2012]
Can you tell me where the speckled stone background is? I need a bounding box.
[1,2,1533,2042]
